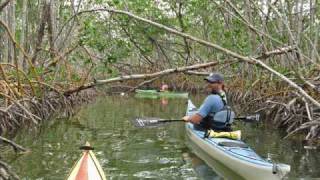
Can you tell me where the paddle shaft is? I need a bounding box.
[151,116,257,123]
[153,119,184,123]
[135,115,258,128]
[234,117,250,120]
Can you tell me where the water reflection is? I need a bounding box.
[182,152,221,180]
[185,139,244,180]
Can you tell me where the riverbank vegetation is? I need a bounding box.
[0,0,319,178]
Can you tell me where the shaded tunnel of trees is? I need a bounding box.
[0,0,319,178]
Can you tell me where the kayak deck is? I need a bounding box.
[186,99,290,180]
[187,123,272,166]
[186,138,246,180]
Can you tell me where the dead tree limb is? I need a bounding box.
[256,46,296,59]
[63,61,220,96]
[128,76,161,93]
[184,71,211,76]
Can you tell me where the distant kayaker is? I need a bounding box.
[182,73,232,131]
[160,82,169,92]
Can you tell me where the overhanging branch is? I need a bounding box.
[63,61,220,96]
[256,46,296,59]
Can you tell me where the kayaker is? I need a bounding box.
[160,82,169,92]
[182,72,232,131]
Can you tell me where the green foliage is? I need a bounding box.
[59,4,72,22]
[71,73,81,82]
[5,0,315,88]
[272,64,294,76]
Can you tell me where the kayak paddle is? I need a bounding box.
[132,117,184,128]
[133,114,259,128]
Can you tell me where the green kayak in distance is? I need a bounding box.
[134,89,188,99]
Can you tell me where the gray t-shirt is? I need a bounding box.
[197,94,225,118]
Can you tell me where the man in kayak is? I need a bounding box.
[182,73,232,131]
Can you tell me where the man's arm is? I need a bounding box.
[183,95,216,124]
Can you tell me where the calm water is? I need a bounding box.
[3,95,320,179]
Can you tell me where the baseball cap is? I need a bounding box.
[204,73,224,83]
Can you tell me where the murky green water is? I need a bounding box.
[3,95,320,179]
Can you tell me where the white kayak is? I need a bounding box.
[185,99,290,180]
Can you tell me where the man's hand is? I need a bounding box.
[182,116,190,122]
[183,114,203,124]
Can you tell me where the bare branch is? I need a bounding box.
[256,46,296,59]
[0,0,13,12]
[184,71,211,76]
[128,76,161,93]
[0,136,28,153]
[63,61,220,95]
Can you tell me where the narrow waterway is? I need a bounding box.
[3,95,320,179]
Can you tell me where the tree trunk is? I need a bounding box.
[286,1,294,45]
[31,0,49,65]
[245,0,256,53]
[310,0,318,62]
[278,0,287,66]
[0,7,8,63]
[20,0,28,70]
[295,0,303,44]
[177,2,190,65]
[7,0,15,64]
[47,0,56,58]
[245,0,255,80]
[57,0,80,51]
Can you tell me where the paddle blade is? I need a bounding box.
[241,114,260,122]
[132,117,183,128]
[132,117,159,128]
